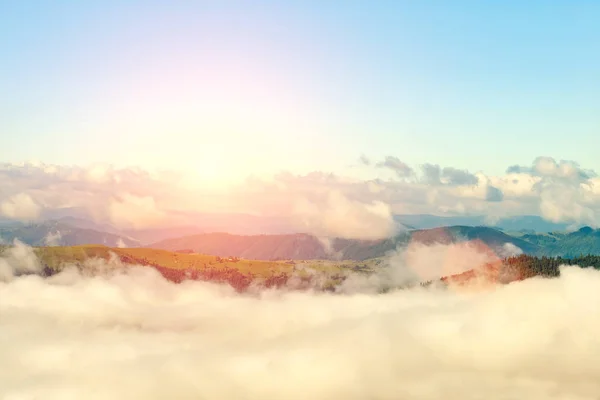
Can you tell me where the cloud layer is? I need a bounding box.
[2,243,600,399]
[0,156,599,238]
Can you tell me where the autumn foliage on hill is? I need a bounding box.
[116,248,600,293]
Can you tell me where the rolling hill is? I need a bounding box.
[516,227,600,258]
[5,243,596,295]
[150,226,540,261]
[3,213,599,262]
[0,221,140,248]
[394,214,573,232]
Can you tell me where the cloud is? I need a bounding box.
[358,154,371,166]
[421,163,442,185]
[539,185,596,226]
[0,193,41,221]
[375,156,414,177]
[108,194,169,230]
[292,190,399,240]
[507,157,593,181]
[503,157,600,227]
[1,156,599,230]
[441,167,479,186]
[420,164,479,186]
[339,240,500,294]
[493,243,524,259]
[44,230,62,247]
[485,185,504,202]
[0,239,41,282]
[3,242,600,398]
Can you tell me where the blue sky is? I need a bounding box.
[1,0,599,182]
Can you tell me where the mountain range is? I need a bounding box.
[150,225,600,261]
[0,221,140,248]
[0,214,596,260]
[393,214,573,232]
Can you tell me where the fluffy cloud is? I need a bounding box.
[440,167,479,186]
[502,157,600,227]
[108,194,169,230]
[358,154,371,166]
[0,162,187,228]
[5,243,600,398]
[292,190,399,240]
[451,173,503,203]
[507,157,594,181]
[0,193,41,221]
[376,156,414,177]
[44,231,62,247]
[420,164,479,186]
[1,156,599,232]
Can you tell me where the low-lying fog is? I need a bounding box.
[2,242,600,399]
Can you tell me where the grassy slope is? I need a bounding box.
[5,244,590,292]
[33,245,286,276]
[27,245,381,279]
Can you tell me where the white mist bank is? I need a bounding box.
[2,245,600,399]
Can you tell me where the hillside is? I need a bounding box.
[150,233,348,260]
[529,227,600,257]
[438,226,538,253]
[4,215,600,261]
[0,222,140,248]
[394,214,572,232]
[150,226,539,261]
[5,244,598,295]
[4,245,370,292]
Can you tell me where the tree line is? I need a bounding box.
[504,254,600,278]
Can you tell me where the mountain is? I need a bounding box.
[121,226,206,245]
[54,216,123,234]
[492,215,573,233]
[522,227,600,258]
[409,226,538,254]
[150,226,540,261]
[394,214,573,232]
[0,221,141,247]
[151,233,340,260]
[180,212,299,235]
[26,210,576,238]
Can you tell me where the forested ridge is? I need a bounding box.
[504,254,600,277]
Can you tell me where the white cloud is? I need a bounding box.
[376,156,414,177]
[0,240,41,282]
[108,194,169,230]
[0,193,41,221]
[2,242,600,398]
[490,173,540,198]
[292,190,399,240]
[44,231,62,247]
[539,186,596,226]
[498,243,524,258]
[339,240,499,294]
[1,156,600,230]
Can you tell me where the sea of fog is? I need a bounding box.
[2,242,600,399]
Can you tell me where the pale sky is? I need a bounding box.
[1,0,599,185]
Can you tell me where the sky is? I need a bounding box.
[2,1,600,178]
[1,1,600,230]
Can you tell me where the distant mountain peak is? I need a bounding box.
[577,226,594,234]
